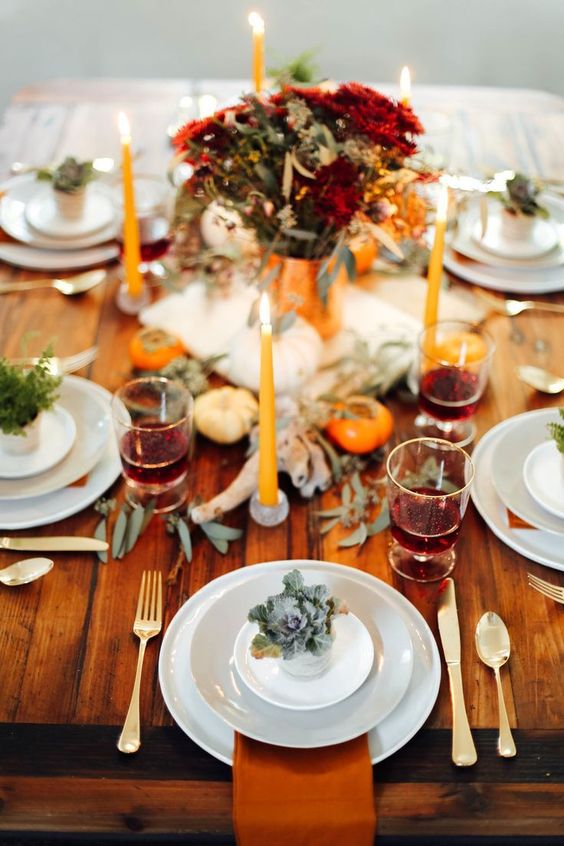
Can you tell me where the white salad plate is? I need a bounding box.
[0,376,111,501]
[0,436,120,530]
[472,212,557,259]
[189,565,413,748]
[0,175,118,250]
[490,409,564,535]
[471,419,564,572]
[159,560,441,765]
[0,242,120,271]
[233,613,374,711]
[452,222,564,270]
[0,405,76,479]
[25,186,115,239]
[523,441,564,520]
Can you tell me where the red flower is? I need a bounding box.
[310,158,362,229]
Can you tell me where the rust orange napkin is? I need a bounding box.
[233,732,376,846]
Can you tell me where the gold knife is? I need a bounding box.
[437,577,477,766]
[0,536,108,552]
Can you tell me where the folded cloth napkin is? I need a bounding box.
[233,733,376,846]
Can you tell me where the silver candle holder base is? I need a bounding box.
[249,489,289,527]
[115,281,151,315]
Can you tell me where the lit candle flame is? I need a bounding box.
[400,66,411,104]
[118,111,131,142]
[259,292,271,325]
[198,94,218,119]
[248,11,264,33]
[436,180,449,222]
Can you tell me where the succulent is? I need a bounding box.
[37,156,96,194]
[248,569,347,660]
[490,172,548,218]
[547,408,564,454]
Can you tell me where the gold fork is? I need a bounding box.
[527,572,564,605]
[9,346,98,376]
[476,289,564,317]
[117,571,163,754]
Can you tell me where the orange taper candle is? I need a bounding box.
[424,182,449,328]
[248,12,265,93]
[118,112,143,298]
[258,292,278,506]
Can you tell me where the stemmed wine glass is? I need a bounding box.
[415,320,495,447]
[386,437,475,582]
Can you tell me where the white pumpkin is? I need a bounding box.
[200,201,255,252]
[194,386,258,444]
[228,317,323,396]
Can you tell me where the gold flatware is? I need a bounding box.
[516,365,564,394]
[476,289,564,317]
[9,345,98,376]
[475,612,517,758]
[437,578,477,766]
[117,571,163,754]
[527,572,564,604]
[0,557,53,586]
[0,269,107,297]
[0,536,108,552]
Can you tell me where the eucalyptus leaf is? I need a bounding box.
[316,506,345,518]
[338,522,368,548]
[351,471,365,499]
[201,521,243,541]
[342,483,352,506]
[177,518,193,562]
[281,227,317,241]
[275,310,297,334]
[205,534,229,554]
[320,516,341,535]
[111,505,129,560]
[344,245,357,281]
[94,518,107,563]
[125,505,145,553]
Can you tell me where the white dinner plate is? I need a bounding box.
[0,405,76,479]
[452,221,564,270]
[234,613,374,711]
[490,409,564,535]
[471,422,564,572]
[190,566,410,747]
[0,436,120,530]
[523,441,564,520]
[0,376,111,500]
[0,175,118,250]
[444,244,564,294]
[159,560,441,765]
[25,186,115,239]
[0,242,119,270]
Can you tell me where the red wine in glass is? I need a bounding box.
[390,486,462,556]
[120,423,189,487]
[419,367,480,422]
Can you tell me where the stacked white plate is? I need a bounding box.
[471,408,564,571]
[0,376,121,529]
[445,195,564,294]
[0,174,120,270]
[158,559,441,766]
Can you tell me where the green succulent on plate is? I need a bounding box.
[248,569,348,660]
[489,172,548,218]
[37,156,96,194]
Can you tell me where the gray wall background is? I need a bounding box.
[1,0,562,112]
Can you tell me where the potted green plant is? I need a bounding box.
[489,172,549,241]
[37,156,96,220]
[247,569,348,678]
[0,350,62,455]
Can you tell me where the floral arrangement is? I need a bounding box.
[37,156,96,194]
[489,172,548,219]
[173,83,426,290]
[0,348,61,436]
[248,568,348,660]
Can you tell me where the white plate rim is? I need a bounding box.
[158,559,441,766]
[523,441,564,520]
[233,613,374,711]
[471,420,564,572]
[0,242,120,271]
[489,409,564,535]
[444,245,564,294]
[0,376,110,500]
[452,221,564,270]
[25,185,114,240]
[0,404,76,479]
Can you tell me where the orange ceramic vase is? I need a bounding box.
[265,254,345,340]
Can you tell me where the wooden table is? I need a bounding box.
[0,80,563,845]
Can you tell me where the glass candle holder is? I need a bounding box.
[415,320,495,447]
[112,377,194,513]
[386,437,475,582]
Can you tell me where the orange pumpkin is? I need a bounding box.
[129,327,185,371]
[325,396,394,454]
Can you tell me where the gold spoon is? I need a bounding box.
[0,269,107,297]
[0,557,54,586]
[516,365,564,394]
[475,612,517,758]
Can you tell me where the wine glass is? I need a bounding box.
[112,377,194,513]
[113,175,173,279]
[386,437,474,582]
[415,320,495,447]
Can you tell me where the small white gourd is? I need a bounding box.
[194,386,258,444]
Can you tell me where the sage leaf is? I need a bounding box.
[94,518,107,563]
[338,522,368,548]
[316,506,345,518]
[367,499,390,535]
[177,518,193,562]
[126,505,145,553]
[351,471,365,499]
[201,521,243,541]
[342,483,352,506]
[207,535,229,554]
[112,505,129,559]
[344,245,357,281]
[320,516,341,535]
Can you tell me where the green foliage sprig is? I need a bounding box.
[111,499,156,560]
[37,156,96,194]
[547,409,564,454]
[489,172,548,219]
[165,499,243,562]
[317,470,390,548]
[0,348,62,435]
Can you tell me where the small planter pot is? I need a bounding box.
[53,187,87,220]
[499,209,536,242]
[280,647,332,680]
[0,414,42,456]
